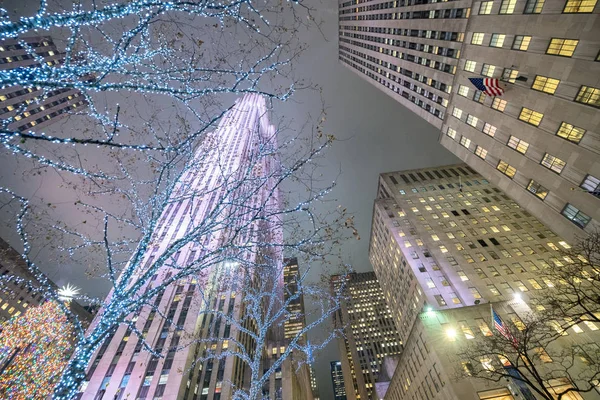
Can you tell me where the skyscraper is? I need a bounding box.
[79,94,307,400]
[338,0,600,242]
[283,258,306,342]
[331,272,403,400]
[369,164,600,399]
[0,36,88,132]
[330,361,347,400]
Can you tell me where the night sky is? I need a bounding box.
[0,0,458,398]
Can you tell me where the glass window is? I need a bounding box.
[481,64,496,77]
[490,34,506,47]
[512,35,531,51]
[518,107,543,126]
[499,0,517,13]
[546,38,579,57]
[464,60,477,72]
[575,86,600,108]
[475,146,488,159]
[482,122,497,136]
[469,287,482,299]
[458,85,470,97]
[473,91,487,103]
[502,68,519,83]
[479,0,494,13]
[453,107,463,119]
[460,136,472,149]
[556,121,585,143]
[447,127,457,139]
[471,32,485,45]
[563,0,597,12]
[541,153,566,174]
[527,180,549,200]
[561,204,591,228]
[466,115,479,127]
[497,160,516,178]
[532,75,560,94]
[507,135,529,153]
[580,175,600,198]
[524,0,545,13]
[491,98,507,112]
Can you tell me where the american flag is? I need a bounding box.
[469,77,504,96]
[491,305,511,341]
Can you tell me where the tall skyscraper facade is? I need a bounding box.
[283,258,306,342]
[331,272,403,400]
[79,94,306,400]
[369,164,600,399]
[330,361,348,400]
[338,0,600,243]
[0,36,88,132]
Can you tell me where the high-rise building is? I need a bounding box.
[338,0,600,243]
[309,365,320,400]
[330,361,348,400]
[80,94,308,400]
[283,257,306,342]
[0,36,88,132]
[369,164,600,399]
[331,272,403,400]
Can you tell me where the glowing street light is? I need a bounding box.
[58,284,80,302]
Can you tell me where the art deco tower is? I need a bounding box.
[79,94,305,400]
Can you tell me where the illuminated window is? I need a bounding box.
[459,321,475,339]
[466,115,479,128]
[575,85,600,108]
[532,75,560,94]
[475,146,488,159]
[556,121,585,143]
[479,1,493,13]
[535,347,553,363]
[512,35,532,51]
[458,85,470,97]
[507,135,529,153]
[499,0,517,13]
[457,271,469,281]
[460,136,472,149]
[528,279,543,289]
[526,180,548,200]
[481,64,495,77]
[488,284,501,296]
[518,107,543,126]
[490,34,506,47]
[546,38,578,57]
[515,281,529,292]
[473,91,487,104]
[561,203,591,228]
[480,357,495,371]
[453,107,463,119]
[524,0,545,13]
[541,153,565,174]
[497,161,516,178]
[491,98,507,112]
[581,174,600,197]
[469,287,482,299]
[464,60,477,72]
[502,68,519,83]
[482,123,496,137]
[447,127,457,139]
[563,0,597,12]
[471,33,485,45]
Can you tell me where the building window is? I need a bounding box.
[458,85,470,97]
[524,0,545,13]
[447,127,457,139]
[482,122,497,136]
[490,34,506,47]
[507,135,529,153]
[453,107,463,119]
[499,0,517,12]
[556,122,585,143]
[497,160,516,178]
[561,204,591,228]
[546,38,578,57]
[502,68,519,83]
[481,64,496,77]
[473,91,487,103]
[512,35,531,51]
[527,180,548,200]
[479,0,494,13]
[580,175,600,198]
[575,86,600,108]
[471,33,485,45]
[469,287,482,299]
[466,115,479,127]
[541,153,566,174]
[460,136,472,149]
[518,107,543,126]
[475,146,488,159]
[532,75,560,94]
[563,0,597,12]
[491,98,507,112]
[464,60,477,72]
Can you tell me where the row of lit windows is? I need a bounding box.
[478,0,597,15]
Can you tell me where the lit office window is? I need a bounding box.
[507,135,529,153]
[518,107,543,126]
[479,0,493,13]
[532,75,560,94]
[556,122,585,143]
[527,180,548,200]
[546,38,578,57]
[481,64,496,77]
[524,0,545,13]
[471,32,485,45]
[561,204,591,228]
[482,123,497,136]
[490,34,506,47]
[541,153,566,174]
[575,86,600,108]
[460,136,472,149]
[497,160,516,178]
[512,35,531,51]
[464,60,477,72]
[580,175,600,198]
[491,98,507,112]
[499,0,517,13]
[563,0,597,12]
[475,146,488,159]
